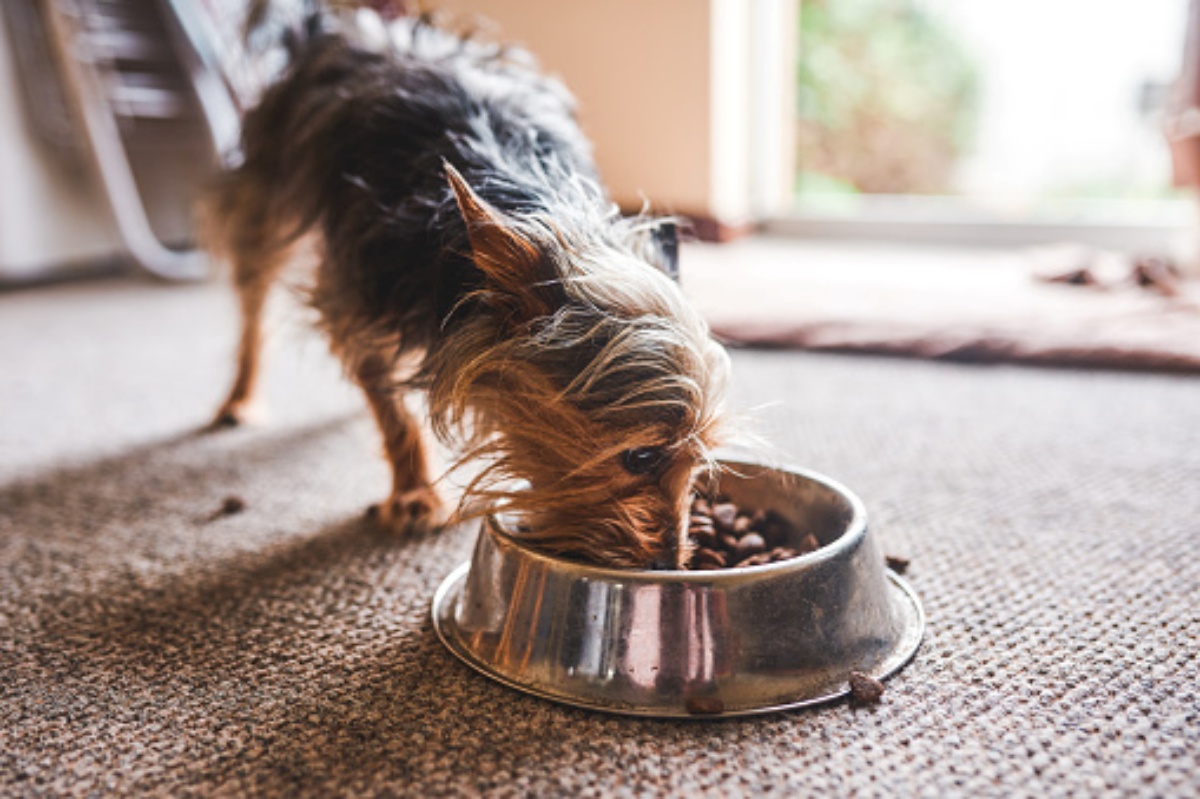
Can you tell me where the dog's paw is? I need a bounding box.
[207,400,264,431]
[367,486,446,535]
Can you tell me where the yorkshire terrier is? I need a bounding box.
[203,7,730,568]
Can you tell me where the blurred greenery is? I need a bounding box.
[796,0,980,195]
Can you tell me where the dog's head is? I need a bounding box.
[427,166,729,569]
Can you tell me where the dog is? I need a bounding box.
[202,7,730,569]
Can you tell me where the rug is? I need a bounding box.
[684,239,1200,373]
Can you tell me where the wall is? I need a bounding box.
[438,0,789,230]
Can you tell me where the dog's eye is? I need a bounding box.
[620,447,667,476]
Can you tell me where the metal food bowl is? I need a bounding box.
[431,461,924,718]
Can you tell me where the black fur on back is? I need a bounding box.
[231,14,626,354]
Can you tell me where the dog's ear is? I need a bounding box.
[446,162,551,318]
[650,221,680,282]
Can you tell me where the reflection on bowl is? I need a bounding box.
[431,461,924,717]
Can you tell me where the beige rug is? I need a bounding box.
[684,239,1200,373]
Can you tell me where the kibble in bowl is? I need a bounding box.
[687,493,821,569]
[432,460,924,717]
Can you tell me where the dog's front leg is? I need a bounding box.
[355,355,445,534]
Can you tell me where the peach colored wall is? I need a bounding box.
[437,0,717,219]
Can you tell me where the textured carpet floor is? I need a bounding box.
[1,271,1197,797]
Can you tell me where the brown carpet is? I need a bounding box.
[685,239,1200,373]
[2,272,1198,796]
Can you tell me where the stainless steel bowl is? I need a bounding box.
[431,461,924,718]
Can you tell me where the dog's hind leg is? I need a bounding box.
[354,352,446,534]
[204,179,294,428]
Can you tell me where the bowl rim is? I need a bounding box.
[483,461,869,583]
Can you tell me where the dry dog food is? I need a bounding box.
[203,494,247,523]
[687,494,820,570]
[219,495,246,515]
[848,670,885,704]
[685,696,726,716]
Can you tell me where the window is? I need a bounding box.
[774,0,1191,250]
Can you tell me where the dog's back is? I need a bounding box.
[208,13,599,354]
